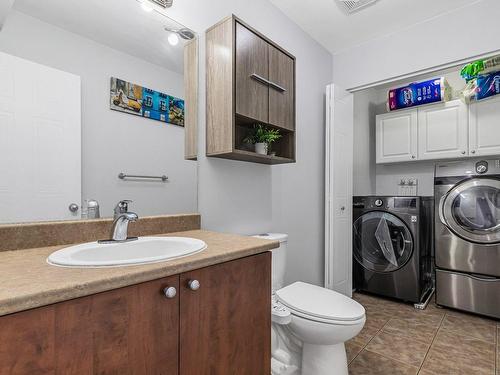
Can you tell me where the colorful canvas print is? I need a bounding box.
[110,77,184,127]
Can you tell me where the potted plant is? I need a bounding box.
[243,124,282,155]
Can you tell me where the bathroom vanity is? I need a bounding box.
[0,216,277,375]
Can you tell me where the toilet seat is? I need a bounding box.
[276,282,365,325]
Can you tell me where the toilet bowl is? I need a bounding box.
[253,233,366,375]
[277,281,365,375]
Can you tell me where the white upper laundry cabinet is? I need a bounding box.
[417,100,469,160]
[469,95,500,157]
[376,98,500,164]
[376,110,418,164]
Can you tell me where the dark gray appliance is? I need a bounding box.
[435,159,500,319]
[353,196,433,304]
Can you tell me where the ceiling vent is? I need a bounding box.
[148,0,173,9]
[336,0,378,14]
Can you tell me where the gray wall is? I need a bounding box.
[169,0,333,286]
[0,11,197,217]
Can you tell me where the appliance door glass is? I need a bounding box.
[441,178,500,244]
[353,211,413,273]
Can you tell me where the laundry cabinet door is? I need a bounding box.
[417,100,468,160]
[376,110,418,164]
[469,95,500,157]
[235,22,269,123]
[180,252,271,375]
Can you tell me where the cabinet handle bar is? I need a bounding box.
[250,73,286,92]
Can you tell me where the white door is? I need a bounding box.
[325,84,353,297]
[0,52,81,223]
[418,100,468,160]
[469,95,500,157]
[376,110,417,164]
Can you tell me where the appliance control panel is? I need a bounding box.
[353,196,420,211]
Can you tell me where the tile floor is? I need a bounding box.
[347,292,499,375]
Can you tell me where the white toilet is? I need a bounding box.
[253,233,366,375]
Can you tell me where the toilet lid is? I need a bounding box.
[276,282,365,322]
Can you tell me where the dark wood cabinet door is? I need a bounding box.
[269,45,295,130]
[235,22,269,123]
[0,276,180,375]
[179,253,271,375]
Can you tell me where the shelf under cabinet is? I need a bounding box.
[208,149,295,165]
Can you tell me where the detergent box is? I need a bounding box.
[387,77,451,111]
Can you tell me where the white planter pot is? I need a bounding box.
[255,143,268,155]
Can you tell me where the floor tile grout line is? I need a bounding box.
[348,298,394,367]
[416,308,446,374]
[439,311,497,345]
[362,347,421,371]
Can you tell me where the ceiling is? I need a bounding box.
[13,0,193,73]
[270,0,480,54]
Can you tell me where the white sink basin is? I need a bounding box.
[47,237,207,267]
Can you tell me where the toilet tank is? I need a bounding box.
[253,233,288,292]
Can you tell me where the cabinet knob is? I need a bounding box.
[163,286,177,299]
[187,279,200,291]
[411,155,416,159]
[461,151,466,155]
[471,150,476,154]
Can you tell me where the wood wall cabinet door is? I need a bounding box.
[180,252,271,375]
[469,95,500,157]
[0,276,180,375]
[269,45,295,130]
[376,110,418,164]
[417,100,468,160]
[235,22,269,123]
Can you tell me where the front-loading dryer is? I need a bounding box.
[435,159,500,318]
[353,196,433,304]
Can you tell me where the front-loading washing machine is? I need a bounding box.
[435,159,500,318]
[353,196,433,304]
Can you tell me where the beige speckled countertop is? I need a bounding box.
[0,230,278,317]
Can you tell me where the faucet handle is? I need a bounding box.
[114,200,132,216]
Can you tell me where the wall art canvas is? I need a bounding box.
[110,77,184,127]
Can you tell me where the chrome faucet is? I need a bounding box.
[99,200,139,243]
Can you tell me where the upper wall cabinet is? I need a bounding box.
[376,110,418,164]
[469,95,500,157]
[376,98,500,164]
[417,100,468,160]
[206,15,296,165]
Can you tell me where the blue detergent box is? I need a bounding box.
[388,77,451,111]
[475,71,500,101]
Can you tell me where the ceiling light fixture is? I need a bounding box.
[164,27,196,41]
[168,32,179,46]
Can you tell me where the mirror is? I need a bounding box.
[0,0,198,224]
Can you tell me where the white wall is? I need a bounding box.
[0,11,197,217]
[168,0,333,286]
[333,0,500,90]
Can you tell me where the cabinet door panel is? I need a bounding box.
[0,306,55,374]
[180,253,271,375]
[235,22,269,123]
[418,100,468,160]
[469,96,500,156]
[376,111,418,164]
[0,276,180,375]
[269,45,294,130]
